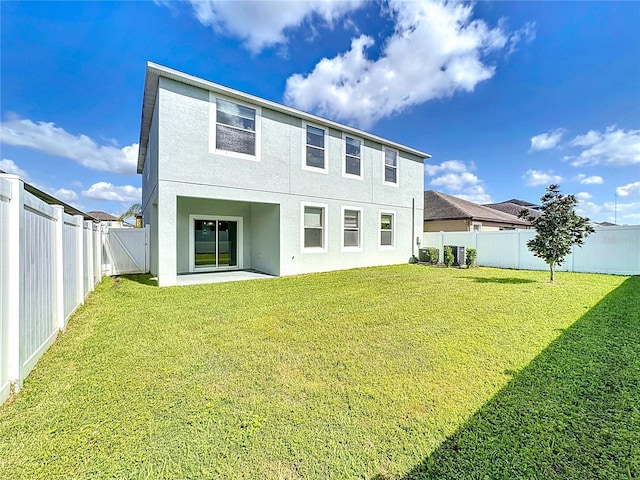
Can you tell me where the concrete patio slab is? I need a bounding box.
[175,270,275,286]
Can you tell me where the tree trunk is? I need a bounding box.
[549,262,555,282]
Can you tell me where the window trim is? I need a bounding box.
[382,147,399,187]
[209,92,261,161]
[378,209,396,250]
[301,202,328,253]
[342,134,363,180]
[341,206,363,252]
[302,122,329,174]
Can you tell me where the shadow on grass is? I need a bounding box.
[463,276,537,284]
[388,276,640,480]
[118,274,158,287]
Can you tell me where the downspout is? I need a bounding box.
[412,197,415,257]
[410,197,419,263]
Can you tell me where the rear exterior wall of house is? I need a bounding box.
[141,75,425,286]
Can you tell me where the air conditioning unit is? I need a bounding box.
[445,245,466,266]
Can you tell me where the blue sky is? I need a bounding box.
[1,0,639,223]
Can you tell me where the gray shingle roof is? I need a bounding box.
[424,190,531,225]
[86,211,118,221]
[504,198,538,208]
[484,201,542,219]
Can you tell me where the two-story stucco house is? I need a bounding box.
[137,63,430,287]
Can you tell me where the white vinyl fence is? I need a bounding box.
[423,226,640,276]
[0,175,106,404]
[103,226,150,275]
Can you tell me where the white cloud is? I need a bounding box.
[0,118,139,175]
[566,126,640,167]
[82,182,142,202]
[178,0,364,53]
[424,159,469,176]
[507,21,536,55]
[454,185,493,204]
[0,158,28,179]
[53,188,79,204]
[529,128,566,152]
[576,192,592,201]
[285,0,526,128]
[617,181,640,197]
[523,169,563,187]
[577,199,640,225]
[426,159,492,203]
[431,171,480,191]
[579,175,603,185]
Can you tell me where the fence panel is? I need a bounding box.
[20,193,58,380]
[422,232,443,261]
[570,226,640,275]
[476,231,520,269]
[0,178,11,403]
[0,174,122,404]
[423,226,640,275]
[514,230,550,271]
[62,214,80,321]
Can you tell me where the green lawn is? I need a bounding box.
[0,265,637,479]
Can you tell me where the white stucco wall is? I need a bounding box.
[145,76,425,286]
[141,94,159,276]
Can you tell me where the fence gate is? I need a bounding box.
[103,226,149,275]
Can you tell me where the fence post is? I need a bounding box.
[103,226,112,277]
[5,175,24,393]
[85,221,94,293]
[95,225,101,284]
[52,206,65,331]
[75,215,84,305]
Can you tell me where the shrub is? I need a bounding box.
[466,248,477,267]
[426,247,439,265]
[444,246,454,267]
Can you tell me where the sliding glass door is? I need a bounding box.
[192,216,241,271]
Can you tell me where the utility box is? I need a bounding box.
[418,248,429,262]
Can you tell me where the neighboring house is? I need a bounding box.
[502,198,540,210]
[137,63,430,287]
[483,201,542,220]
[424,190,531,232]
[86,211,134,228]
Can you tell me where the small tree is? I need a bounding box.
[520,184,594,282]
[426,247,439,265]
[465,248,477,267]
[118,202,142,225]
[443,246,454,267]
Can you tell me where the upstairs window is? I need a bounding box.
[305,125,327,171]
[215,98,256,156]
[384,148,398,184]
[345,136,362,177]
[380,212,395,248]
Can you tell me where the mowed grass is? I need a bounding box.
[0,265,637,479]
